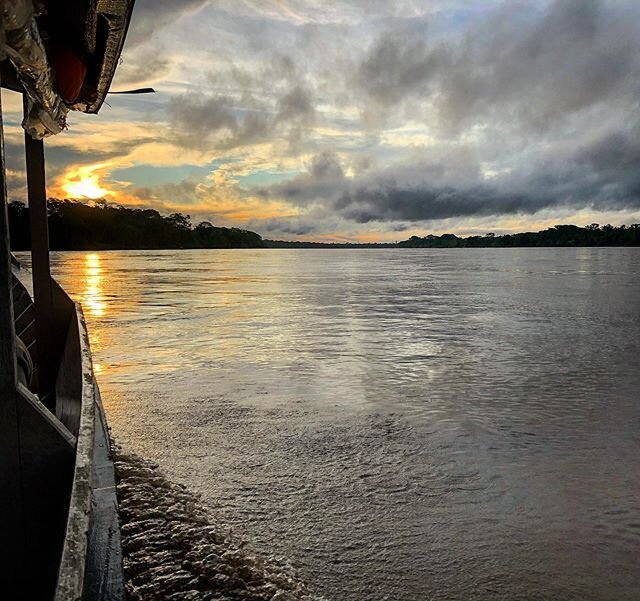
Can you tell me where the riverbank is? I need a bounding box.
[8,200,640,250]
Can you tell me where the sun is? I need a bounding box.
[62,164,111,200]
[64,175,109,199]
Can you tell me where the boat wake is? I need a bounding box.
[113,446,326,601]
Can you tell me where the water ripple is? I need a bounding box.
[18,248,640,601]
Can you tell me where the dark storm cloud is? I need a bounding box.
[167,94,271,150]
[575,127,640,202]
[251,218,318,236]
[260,152,345,203]
[44,145,130,168]
[122,0,640,231]
[167,79,316,151]
[276,85,316,123]
[357,35,447,106]
[445,0,639,132]
[3,140,26,175]
[261,120,640,223]
[168,95,237,138]
[356,0,640,133]
[338,186,544,223]
[252,0,640,225]
[263,156,555,223]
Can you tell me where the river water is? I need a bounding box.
[31,249,640,600]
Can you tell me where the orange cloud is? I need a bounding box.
[125,163,301,225]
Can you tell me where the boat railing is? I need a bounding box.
[54,301,99,601]
[6,259,118,600]
[2,2,135,597]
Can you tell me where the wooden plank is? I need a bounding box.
[16,385,75,600]
[23,95,56,410]
[56,310,83,436]
[0,78,26,599]
[17,383,77,449]
[55,304,97,601]
[84,382,126,601]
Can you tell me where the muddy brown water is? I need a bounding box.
[20,248,640,601]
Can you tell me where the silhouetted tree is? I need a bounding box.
[399,224,640,248]
[8,199,265,250]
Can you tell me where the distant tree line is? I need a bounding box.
[8,201,640,250]
[8,199,265,250]
[265,240,396,248]
[399,224,640,248]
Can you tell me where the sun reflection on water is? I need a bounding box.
[84,253,106,317]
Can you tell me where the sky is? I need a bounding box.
[3,0,640,242]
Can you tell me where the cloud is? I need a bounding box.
[15,0,638,241]
[127,0,209,46]
[168,95,238,143]
[208,0,439,25]
[167,76,317,151]
[120,161,300,226]
[357,35,447,107]
[259,121,640,223]
[114,53,171,88]
[575,127,640,203]
[276,85,316,122]
[251,217,318,236]
[244,0,640,232]
[354,0,640,134]
[260,151,345,203]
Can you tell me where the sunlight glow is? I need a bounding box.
[63,165,111,200]
[84,253,106,317]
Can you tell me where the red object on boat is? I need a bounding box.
[50,48,87,104]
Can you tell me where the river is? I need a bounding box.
[24,248,640,601]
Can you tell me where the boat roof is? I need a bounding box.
[1,0,136,137]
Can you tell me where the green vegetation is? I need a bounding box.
[8,200,640,250]
[399,224,640,248]
[265,240,396,248]
[8,199,265,250]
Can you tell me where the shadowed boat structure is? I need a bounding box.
[0,1,137,599]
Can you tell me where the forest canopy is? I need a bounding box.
[7,200,640,250]
[8,199,265,250]
[399,225,640,248]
